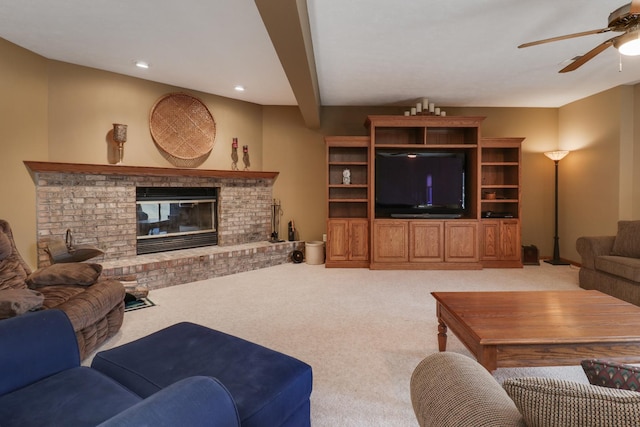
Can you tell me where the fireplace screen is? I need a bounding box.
[136,187,218,254]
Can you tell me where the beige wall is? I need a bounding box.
[3,36,638,268]
[558,86,636,262]
[262,107,325,240]
[0,39,48,267]
[47,61,264,170]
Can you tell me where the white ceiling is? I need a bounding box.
[1,0,639,109]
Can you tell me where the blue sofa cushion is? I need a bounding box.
[92,322,313,427]
[0,309,79,395]
[98,376,240,427]
[0,367,141,427]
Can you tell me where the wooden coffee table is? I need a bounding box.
[432,290,640,371]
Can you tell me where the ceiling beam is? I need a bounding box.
[255,0,321,128]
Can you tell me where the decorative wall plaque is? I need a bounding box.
[149,93,216,167]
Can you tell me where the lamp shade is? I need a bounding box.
[544,150,569,161]
[615,30,640,56]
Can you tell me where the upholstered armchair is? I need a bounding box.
[0,219,124,359]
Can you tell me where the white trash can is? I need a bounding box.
[305,241,325,265]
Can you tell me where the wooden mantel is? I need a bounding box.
[24,161,279,180]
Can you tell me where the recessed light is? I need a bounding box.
[135,61,149,69]
[234,85,245,92]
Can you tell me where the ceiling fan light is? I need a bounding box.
[616,31,640,56]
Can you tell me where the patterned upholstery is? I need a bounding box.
[504,377,640,427]
[612,220,640,258]
[581,359,640,391]
[410,352,525,427]
[577,221,640,307]
[0,219,125,359]
[411,353,640,427]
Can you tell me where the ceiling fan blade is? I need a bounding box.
[558,38,616,73]
[518,28,612,48]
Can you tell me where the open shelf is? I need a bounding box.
[326,137,369,221]
[328,164,367,186]
[426,127,478,145]
[329,185,368,201]
[375,127,425,145]
[373,127,479,146]
[327,147,368,163]
[480,138,523,221]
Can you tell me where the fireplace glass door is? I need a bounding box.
[136,187,218,254]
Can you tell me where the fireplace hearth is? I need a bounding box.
[136,187,218,255]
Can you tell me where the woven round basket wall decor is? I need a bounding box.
[149,92,216,167]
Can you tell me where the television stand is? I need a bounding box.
[390,213,462,219]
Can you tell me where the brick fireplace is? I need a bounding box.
[25,161,301,289]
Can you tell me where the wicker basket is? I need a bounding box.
[149,93,216,167]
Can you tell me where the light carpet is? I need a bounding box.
[88,262,587,426]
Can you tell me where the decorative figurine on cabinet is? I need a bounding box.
[342,168,351,185]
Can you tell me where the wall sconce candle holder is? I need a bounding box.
[113,123,127,165]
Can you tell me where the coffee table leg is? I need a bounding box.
[437,321,448,351]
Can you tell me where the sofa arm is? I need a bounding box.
[53,279,125,331]
[98,376,240,427]
[576,236,616,269]
[410,352,525,427]
[0,309,79,396]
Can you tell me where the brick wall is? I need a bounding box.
[34,171,274,267]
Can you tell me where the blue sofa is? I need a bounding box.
[0,309,240,427]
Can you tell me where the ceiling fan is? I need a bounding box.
[518,0,640,72]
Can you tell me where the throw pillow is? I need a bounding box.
[0,288,44,319]
[611,220,640,258]
[503,377,640,427]
[27,263,102,288]
[0,230,11,260]
[581,359,640,391]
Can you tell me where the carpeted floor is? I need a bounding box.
[89,262,587,426]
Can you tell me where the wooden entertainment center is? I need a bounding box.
[325,115,523,269]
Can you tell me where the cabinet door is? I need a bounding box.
[349,219,369,261]
[480,221,500,260]
[327,220,349,261]
[410,221,444,262]
[373,220,408,263]
[500,220,521,261]
[444,221,478,262]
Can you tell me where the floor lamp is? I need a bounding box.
[544,150,570,265]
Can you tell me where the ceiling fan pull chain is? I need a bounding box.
[619,52,623,72]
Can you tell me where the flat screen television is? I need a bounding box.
[375,150,466,218]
